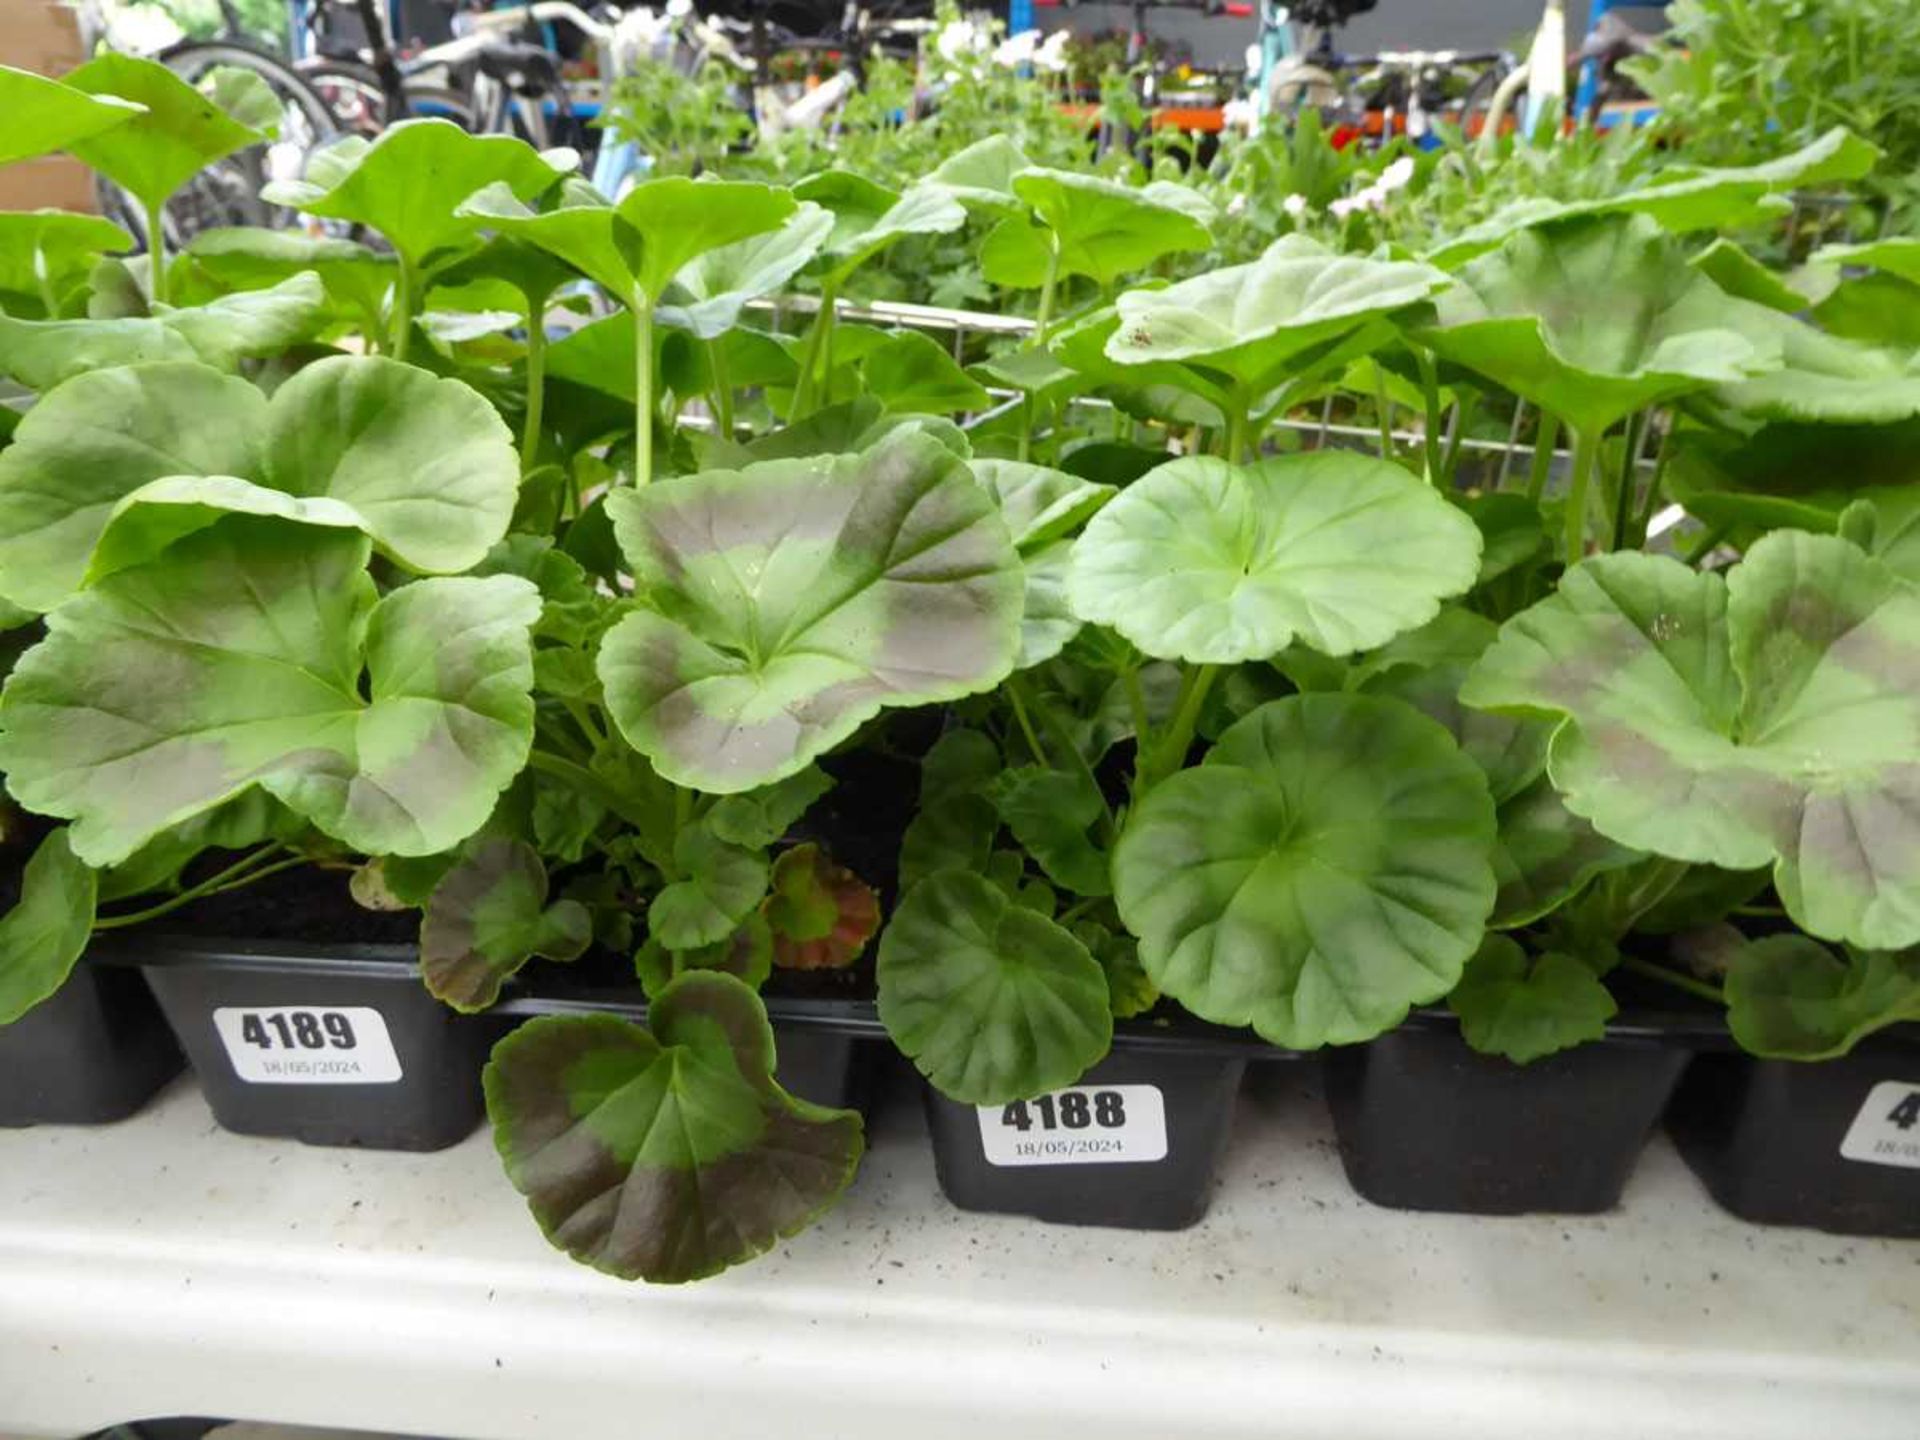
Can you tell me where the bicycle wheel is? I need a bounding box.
[161,39,341,237]
[301,60,480,134]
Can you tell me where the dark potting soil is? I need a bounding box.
[152,862,418,947]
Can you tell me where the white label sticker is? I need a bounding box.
[213,1006,403,1085]
[976,1084,1168,1167]
[1839,1080,1920,1169]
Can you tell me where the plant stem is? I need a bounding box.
[146,199,167,307]
[1609,412,1645,551]
[673,784,692,843]
[1525,411,1560,505]
[1139,663,1217,794]
[1224,381,1252,464]
[390,252,416,362]
[529,748,646,827]
[1034,233,1062,347]
[1415,346,1443,484]
[1684,521,1730,566]
[1004,677,1048,765]
[1370,365,1395,461]
[790,278,839,417]
[1620,955,1725,1006]
[521,311,547,471]
[93,844,289,931]
[709,337,734,440]
[1124,666,1153,758]
[1563,425,1601,569]
[632,296,654,484]
[1014,672,1118,845]
[1635,420,1674,533]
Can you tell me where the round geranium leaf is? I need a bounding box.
[658,202,834,339]
[0,363,264,613]
[971,459,1114,552]
[484,973,863,1283]
[0,829,98,1026]
[1113,694,1497,1049]
[266,119,575,266]
[1010,167,1211,288]
[63,53,262,213]
[0,63,143,167]
[647,825,769,952]
[598,429,1023,793]
[877,870,1112,1104]
[1446,936,1617,1064]
[0,517,539,867]
[261,355,520,574]
[0,211,134,315]
[1067,452,1482,664]
[1463,532,1920,950]
[1724,935,1920,1060]
[1413,214,1783,436]
[420,837,591,1013]
[1106,234,1448,394]
[763,843,879,971]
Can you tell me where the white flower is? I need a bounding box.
[1329,196,1359,220]
[1281,192,1309,219]
[1222,97,1257,132]
[1377,156,1416,192]
[936,17,988,63]
[1227,193,1248,217]
[1034,29,1072,73]
[993,29,1040,67]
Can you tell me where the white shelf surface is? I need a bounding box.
[1,1068,1916,1440]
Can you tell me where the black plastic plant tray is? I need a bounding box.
[919,1046,1253,1230]
[0,964,182,1128]
[93,939,502,1153]
[1665,1032,1920,1239]
[1325,1005,1723,1217]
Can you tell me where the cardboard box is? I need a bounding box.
[1,2,98,213]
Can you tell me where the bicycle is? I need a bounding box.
[77,0,343,243]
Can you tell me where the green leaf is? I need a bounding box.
[1489,778,1642,927]
[598,430,1022,793]
[483,973,863,1282]
[763,842,878,970]
[1447,935,1617,1064]
[1725,935,1920,1060]
[972,459,1114,551]
[986,766,1111,897]
[1106,235,1446,394]
[0,272,328,388]
[266,120,575,267]
[1711,319,1920,425]
[645,912,777,997]
[1008,168,1210,288]
[1690,238,1836,313]
[1067,452,1481,664]
[657,202,833,339]
[1113,694,1497,1048]
[1073,919,1158,1018]
[180,227,396,325]
[877,870,1112,1103]
[925,136,1031,210]
[0,518,539,867]
[0,356,517,611]
[1415,214,1783,435]
[705,768,834,849]
[1463,533,1920,949]
[0,211,134,316]
[647,824,769,951]
[860,330,989,414]
[0,363,262,612]
[898,730,1001,889]
[62,53,262,212]
[1016,541,1081,670]
[0,63,143,167]
[421,837,591,1012]
[796,172,966,278]
[0,829,98,1027]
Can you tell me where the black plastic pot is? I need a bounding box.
[1326,1015,1702,1215]
[120,940,499,1152]
[0,964,182,1127]
[921,1044,1249,1230]
[1665,1034,1920,1239]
